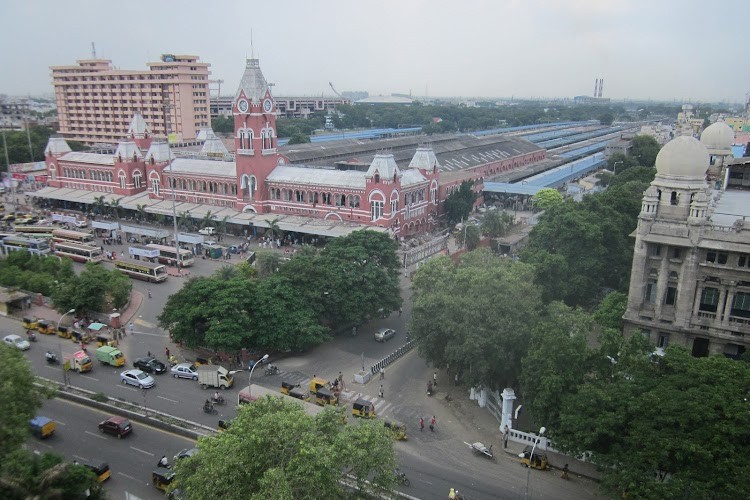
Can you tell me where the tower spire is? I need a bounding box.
[250,29,254,59]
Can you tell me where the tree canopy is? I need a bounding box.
[172,396,396,500]
[479,210,512,238]
[410,249,542,388]
[628,135,661,168]
[531,188,564,211]
[0,127,84,167]
[444,180,478,225]
[51,261,132,314]
[0,345,41,461]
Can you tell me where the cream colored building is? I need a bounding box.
[51,54,211,145]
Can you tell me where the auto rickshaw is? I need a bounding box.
[71,329,92,343]
[29,416,55,439]
[83,461,111,482]
[96,335,115,348]
[281,380,298,395]
[519,445,549,470]
[383,420,407,441]
[218,419,232,432]
[152,469,176,492]
[57,325,71,339]
[289,387,311,402]
[309,376,331,393]
[22,317,38,330]
[352,398,376,418]
[37,320,56,335]
[313,387,338,406]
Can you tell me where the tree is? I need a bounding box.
[0,450,103,500]
[0,346,41,461]
[287,133,311,145]
[108,198,121,219]
[606,152,638,173]
[177,211,192,232]
[52,262,132,314]
[608,165,655,189]
[200,210,217,230]
[255,250,282,278]
[599,112,615,125]
[628,135,661,168]
[444,180,477,225]
[264,218,284,242]
[455,223,480,250]
[171,396,396,500]
[593,291,628,331]
[135,203,148,222]
[211,115,233,134]
[410,250,542,388]
[92,196,107,216]
[480,210,512,238]
[531,188,563,211]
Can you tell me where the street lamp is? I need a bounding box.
[524,426,546,500]
[57,308,76,385]
[612,161,623,175]
[248,353,269,399]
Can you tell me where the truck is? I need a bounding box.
[71,350,93,372]
[95,346,125,367]
[197,366,233,389]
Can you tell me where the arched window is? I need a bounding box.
[670,192,678,206]
[335,193,344,207]
[296,190,305,202]
[370,195,384,221]
[390,191,399,214]
[349,195,360,208]
[151,177,160,196]
[119,171,126,189]
[261,127,274,151]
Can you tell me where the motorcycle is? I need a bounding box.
[427,381,433,396]
[167,354,178,367]
[45,351,58,364]
[27,330,37,342]
[395,470,410,487]
[203,402,217,415]
[211,394,226,406]
[156,458,171,469]
[264,364,280,376]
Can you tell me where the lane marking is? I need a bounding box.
[55,420,66,426]
[79,375,99,381]
[157,396,179,403]
[84,430,106,440]
[117,384,137,392]
[117,471,138,481]
[130,446,155,457]
[137,331,168,338]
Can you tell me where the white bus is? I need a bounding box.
[145,244,195,267]
[114,260,168,283]
[51,229,95,245]
[1,236,51,256]
[53,241,104,263]
[14,225,55,236]
[128,245,159,261]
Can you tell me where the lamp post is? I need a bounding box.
[248,353,269,399]
[524,426,546,500]
[612,161,623,175]
[57,308,76,385]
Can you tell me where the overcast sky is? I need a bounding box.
[1,0,746,103]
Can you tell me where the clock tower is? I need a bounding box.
[233,57,287,212]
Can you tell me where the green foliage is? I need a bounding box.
[211,115,233,134]
[255,251,282,278]
[0,450,103,500]
[479,210,512,238]
[172,396,396,500]
[0,346,41,461]
[599,112,614,125]
[286,133,311,145]
[628,135,661,168]
[0,252,74,297]
[532,188,564,211]
[410,250,542,388]
[593,291,628,331]
[276,117,325,138]
[445,180,478,225]
[51,262,132,314]
[455,224,481,250]
[0,126,56,166]
[606,152,638,173]
[608,165,656,188]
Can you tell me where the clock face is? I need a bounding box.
[263,98,273,113]
[237,99,248,113]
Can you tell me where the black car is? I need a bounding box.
[133,356,167,374]
[98,416,132,438]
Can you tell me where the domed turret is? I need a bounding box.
[700,121,734,151]
[655,136,709,179]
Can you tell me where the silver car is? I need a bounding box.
[3,334,31,351]
[120,369,155,389]
[374,328,396,342]
[171,363,198,380]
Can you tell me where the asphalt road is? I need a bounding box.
[27,397,195,500]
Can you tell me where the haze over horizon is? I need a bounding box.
[2,0,747,104]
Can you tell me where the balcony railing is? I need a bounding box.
[237,148,254,156]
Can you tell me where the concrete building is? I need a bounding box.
[51,54,211,145]
[211,95,351,119]
[623,132,750,359]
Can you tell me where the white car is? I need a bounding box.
[171,363,198,380]
[3,334,31,351]
[120,369,155,389]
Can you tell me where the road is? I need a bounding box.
[27,397,195,500]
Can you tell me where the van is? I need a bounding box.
[96,346,125,367]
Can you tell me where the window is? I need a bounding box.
[649,244,662,257]
[664,286,678,306]
[706,252,728,264]
[670,191,678,205]
[657,333,670,349]
[151,178,160,196]
[391,199,398,214]
[370,200,384,221]
[349,195,360,208]
[699,287,720,313]
[645,280,657,304]
[295,190,305,202]
[119,172,126,189]
[739,254,750,268]
[671,247,682,260]
[731,292,750,318]
[133,171,142,189]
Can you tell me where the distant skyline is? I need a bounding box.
[1,0,747,103]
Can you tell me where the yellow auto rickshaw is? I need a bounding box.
[37,320,56,335]
[71,329,92,343]
[309,376,331,393]
[519,446,549,470]
[84,461,111,482]
[289,387,311,402]
[152,469,176,492]
[57,325,71,339]
[96,335,115,347]
[22,317,38,330]
[29,416,55,439]
[218,419,232,432]
[314,387,338,407]
[383,420,408,440]
[281,380,298,395]
[352,398,376,418]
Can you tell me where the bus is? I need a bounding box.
[1,236,51,256]
[51,229,95,245]
[114,260,168,283]
[145,244,195,267]
[238,384,325,417]
[14,225,55,236]
[53,241,104,263]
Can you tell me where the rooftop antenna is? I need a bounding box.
[250,29,254,59]
[91,42,97,59]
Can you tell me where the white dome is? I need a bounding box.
[655,136,709,178]
[700,121,734,150]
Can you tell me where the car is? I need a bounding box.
[171,363,198,380]
[374,328,396,342]
[3,334,31,351]
[133,356,167,374]
[119,369,155,389]
[198,227,215,235]
[98,416,132,438]
[174,447,199,462]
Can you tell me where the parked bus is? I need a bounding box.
[114,260,168,283]
[14,225,55,236]
[128,245,159,261]
[145,244,195,267]
[53,241,104,263]
[1,236,51,256]
[52,229,95,245]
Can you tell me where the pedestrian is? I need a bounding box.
[148,289,152,299]
[129,322,134,335]
[379,384,384,399]
[165,347,170,358]
[380,367,385,380]
[433,371,437,386]
[419,417,424,432]
[147,350,152,358]
[430,416,436,432]
[561,463,570,480]
[398,307,402,317]
[503,425,509,449]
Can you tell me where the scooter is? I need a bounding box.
[45,351,58,364]
[203,403,217,415]
[395,470,410,486]
[264,364,280,376]
[27,330,37,342]
[211,394,226,406]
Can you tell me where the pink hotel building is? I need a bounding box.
[51,54,211,145]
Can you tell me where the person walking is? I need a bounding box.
[398,307,402,317]
[379,384,384,399]
[147,289,152,299]
[419,417,424,432]
[503,425,510,448]
[165,347,170,358]
[429,416,436,432]
[129,322,134,335]
[433,371,438,386]
[561,463,570,480]
[380,367,385,380]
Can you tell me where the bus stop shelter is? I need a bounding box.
[119,224,170,244]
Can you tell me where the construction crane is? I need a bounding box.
[209,79,224,98]
[329,82,343,98]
